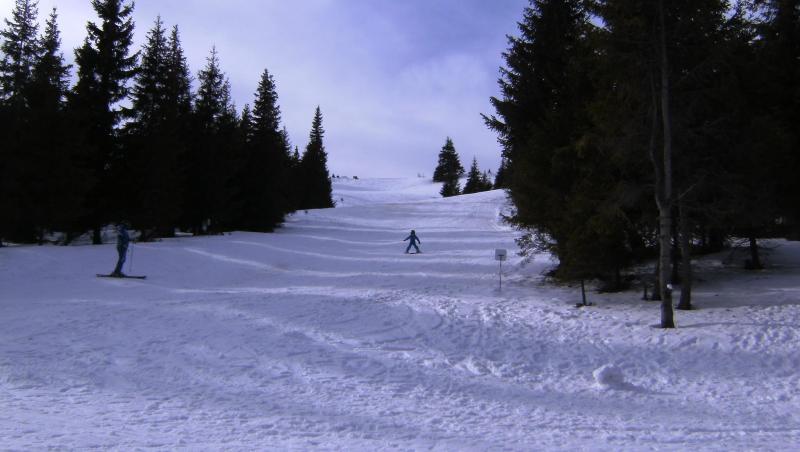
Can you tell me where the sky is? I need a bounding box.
[0,0,529,178]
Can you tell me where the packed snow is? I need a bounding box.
[1,177,799,450]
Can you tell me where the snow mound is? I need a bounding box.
[593,364,627,390]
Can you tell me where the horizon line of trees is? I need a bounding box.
[0,0,333,246]
[486,0,798,327]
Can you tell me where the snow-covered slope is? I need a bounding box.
[332,176,443,206]
[1,178,799,450]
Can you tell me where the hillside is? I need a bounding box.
[1,178,799,450]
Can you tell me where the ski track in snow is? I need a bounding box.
[2,178,800,450]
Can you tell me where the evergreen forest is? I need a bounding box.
[485,0,799,327]
[0,0,334,245]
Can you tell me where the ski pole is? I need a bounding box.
[128,241,134,274]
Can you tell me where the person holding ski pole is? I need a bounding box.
[111,223,131,277]
[404,229,421,254]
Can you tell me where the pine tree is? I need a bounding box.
[239,68,291,230]
[432,137,464,183]
[593,0,738,322]
[494,158,509,189]
[288,142,303,210]
[298,106,334,209]
[29,9,68,113]
[485,0,620,282]
[432,137,464,198]
[26,8,86,242]
[440,178,461,197]
[239,103,253,144]
[0,0,39,105]
[183,47,236,234]
[756,0,800,235]
[480,170,493,191]
[164,25,192,121]
[69,0,138,244]
[0,0,39,243]
[487,0,587,213]
[125,17,188,239]
[463,157,483,194]
[216,95,243,231]
[128,16,167,129]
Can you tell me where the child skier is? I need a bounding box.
[404,230,421,254]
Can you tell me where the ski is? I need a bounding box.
[96,274,147,280]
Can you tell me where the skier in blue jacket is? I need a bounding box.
[112,223,131,276]
[404,230,421,254]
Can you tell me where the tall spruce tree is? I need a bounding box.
[463,157,484,194]
[433,137,463,198]
[717,8,777,269]
[29,8,69,121]
[0,0,38,104]
[183,47,237,233]
[440,177,461,197]
[69,0,137,244]
[480,170,493,191]
[0,0,39,243]
[592,0,736,322]
[125,17,188,239]
[298,106,334,209]
[757,0,800,235]
[239,68,291,230]
[672,1,747,306]
[162,25,193,139]
[288,142,302,211]
[432,137,464,183]
[239,103,253,144]
[485,0,631,289]
[494,157,509,189]
[26,8,86,242]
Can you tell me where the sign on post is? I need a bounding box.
[495,249,507,290]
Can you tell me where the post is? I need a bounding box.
[499,259,503,291]
[495,249,507,291]
[128,241,134,274]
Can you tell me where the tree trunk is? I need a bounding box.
[63,230,78,246]
[747,232,763,270]
[158,226,175,238]
[708,227,725,253]
[657,0,675,328]
[581,279,587,306]
[700,225,707,250]
[92,227,103,245]
[677,201,693,310]
[671,213,680,283]
[659,216,675,327]
[652,253,662,301]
